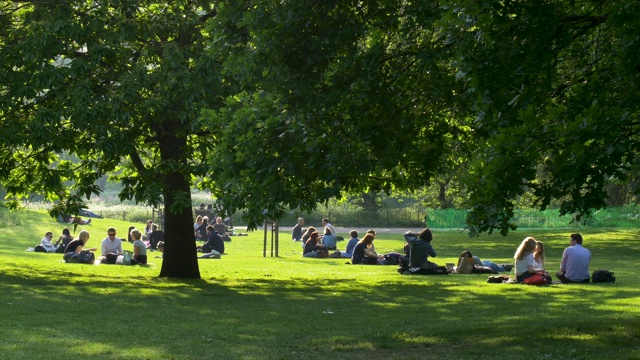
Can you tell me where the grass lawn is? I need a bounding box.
[1,208,639,359]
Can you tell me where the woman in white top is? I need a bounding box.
[532,241,545,269]
[514,237,545,283]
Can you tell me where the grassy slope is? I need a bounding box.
[0,208,639,359]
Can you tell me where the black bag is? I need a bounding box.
[473,265,498,274]
[591,269,615,283]
[103,254,119,264]
[487,275,510,283]
[34,245,47,253]
[399,266,449,275]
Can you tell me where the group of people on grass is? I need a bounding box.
[294,218,593,283]
[294,217,428,266]
[194,215,231,259]
[37,221,167,265]
[514,233,592,284]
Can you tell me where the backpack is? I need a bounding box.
[591,269,615,283]
[524,272,552,285]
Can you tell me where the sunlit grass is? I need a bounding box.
[1,207,639,359]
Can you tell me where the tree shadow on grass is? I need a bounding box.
[1,270,639,359]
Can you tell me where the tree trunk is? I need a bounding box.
[159,171,200,278]
[438,180,452,209]
[157,122,200,279]
[362,191,378,212]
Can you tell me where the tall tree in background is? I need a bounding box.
[0,1,232,278]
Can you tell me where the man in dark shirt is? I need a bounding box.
[404,228,438,269]
[291,218,304,242]
[202,225,224,254]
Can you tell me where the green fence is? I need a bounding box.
[423,206,640,230]
[271,205,640,230]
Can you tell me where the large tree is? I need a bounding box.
[0,1,234,278]
[205,1,468,228]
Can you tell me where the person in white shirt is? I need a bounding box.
[321,218,337,239]
[514,237,545,283]
[101,227,123,264]
[556,233,591,283]
[40,231,58,252]
[532,241,545,268]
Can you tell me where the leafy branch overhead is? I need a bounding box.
[208,0,640,235]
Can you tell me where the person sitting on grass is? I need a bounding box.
[54,228,74,253]
[201,225,224,255]
[321,218,337,239]
[556,233,591,284]
[196,216,209,240]
[130,229,148,265]
[38,231,58,253]
[514,237,545,283]
[320,227,337,250]
[144,219,153,235]
[213,216,232,241]
[533,240,546,269]
[100,227,123,264]
[351,234,383,265]
[303,231,325,258]
[404,228,439,269]
[301,226,317,249]
[64,230,97,255]
[194,215,203,233]
[341,230,359,258]
[291,217,304,242]
[155,241,164,258]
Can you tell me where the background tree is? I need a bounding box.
[445,0,640,234]
[0,1,233,278]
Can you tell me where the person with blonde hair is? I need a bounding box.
[130,228,148,265]
[194,215,203,231]
[514,237,545,283]
[64,230,96,254]
[351,234,383,265]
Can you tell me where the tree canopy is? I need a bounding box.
[2,0,639,260]
[208,0,640,235]
[206,1,470,228]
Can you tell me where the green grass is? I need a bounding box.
[1,207,639,359]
